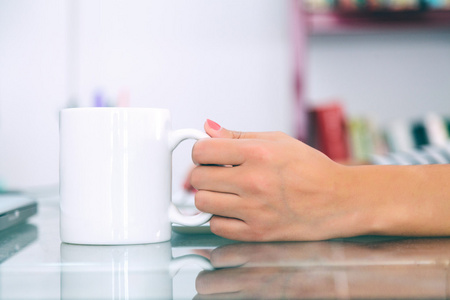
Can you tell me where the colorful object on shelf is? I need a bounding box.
[307,101,350,161]
[94,90,106,107]
[376,113,450,164]
[305,97,450,164]
[384,119,415,153]
[116,88,130,107]
[304,0,450,12]
[348,117,385,162]
[412,121,430,148]
[92,88,131,108]
[371,140,450,165]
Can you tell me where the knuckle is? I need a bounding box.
[245,142,275,163]
[244,172,273,195]
[270,131,288,140]
[254,146,275,162]
[248,230,265,242]
[246,222,271,242]
[274,131,286,137]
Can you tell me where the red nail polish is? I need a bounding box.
[207,119,221,131]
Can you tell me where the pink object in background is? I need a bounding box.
[291,0,309,142]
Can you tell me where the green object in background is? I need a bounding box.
[444,117,450,138]
[412,122,429,149]
[0,180,5,193]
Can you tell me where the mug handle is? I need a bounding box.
[169,254,213,277]
[168,129,213,226]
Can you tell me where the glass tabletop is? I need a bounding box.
[0,201,449,299]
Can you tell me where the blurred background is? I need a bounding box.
[0,0,449,193]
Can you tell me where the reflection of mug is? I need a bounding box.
[60,242,211,299]
[60,108,212,245]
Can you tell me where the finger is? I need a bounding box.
[209,245,250,268]
[209,215,251,241]
[195,190,245,220]
[191,143,245,171]
[191,165,243,194]
[192,138,245,166]
[208,243,271,268]
[195,269,244,295]
[196,267,276,297]
[194,292,246,300]
[205,119,282,140]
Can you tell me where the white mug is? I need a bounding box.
[60,107,212,245]
[60,242,212,299]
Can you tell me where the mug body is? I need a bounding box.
[60,107,173,244]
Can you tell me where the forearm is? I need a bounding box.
[347,164,450,236]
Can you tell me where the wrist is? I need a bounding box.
[344,165,420,236]
[336,165,387,237]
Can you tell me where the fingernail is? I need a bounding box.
[207,119,221,131]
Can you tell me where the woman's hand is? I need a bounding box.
[190,120,370,241]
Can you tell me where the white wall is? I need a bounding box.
[307,30,450,124]
[0,0,293,190]
[0,0,68,190]
[1,0,449,191]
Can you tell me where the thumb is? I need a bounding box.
[204,119,268,139]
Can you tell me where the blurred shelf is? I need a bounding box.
[307,10,450,34]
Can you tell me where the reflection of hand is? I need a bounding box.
[198,238,450,268]
[195,266,339,300]
[194,240,450,299]
[194,243,340,299]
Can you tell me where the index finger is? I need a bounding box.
[192,138,245,166]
